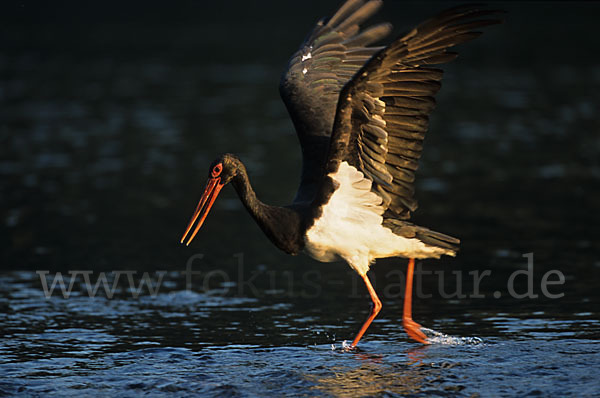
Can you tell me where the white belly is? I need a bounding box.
[304,162,451,275]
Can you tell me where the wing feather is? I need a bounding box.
[280,0,393,205]
[319,5,502,220]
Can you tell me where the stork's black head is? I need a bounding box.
[180,153,240,246]
[207,153,240,185]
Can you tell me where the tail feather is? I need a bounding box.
[382,219,460,253]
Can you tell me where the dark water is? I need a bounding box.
[2,1,600,396]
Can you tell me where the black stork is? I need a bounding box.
[180,0,500,347]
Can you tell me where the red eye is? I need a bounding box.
[211,163,223,177]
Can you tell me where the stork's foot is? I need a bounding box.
[403,317,429,344]
[342,340,357,352]
[350,274,382,348]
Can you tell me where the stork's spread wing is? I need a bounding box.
[280,0,391,138]
[321,5,501,219]
[279,0,392,204]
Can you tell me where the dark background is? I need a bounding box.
[1,0,599,293]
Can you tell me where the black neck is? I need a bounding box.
[231,161,304,255]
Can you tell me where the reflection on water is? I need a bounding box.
[2,0,600,396]
[310,359,430,397]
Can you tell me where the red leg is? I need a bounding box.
[350,273,382,348]
[403,258,430,344]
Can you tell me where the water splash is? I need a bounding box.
[330,340,353,351]
[329,331,484,351]
[422,328,484,346]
